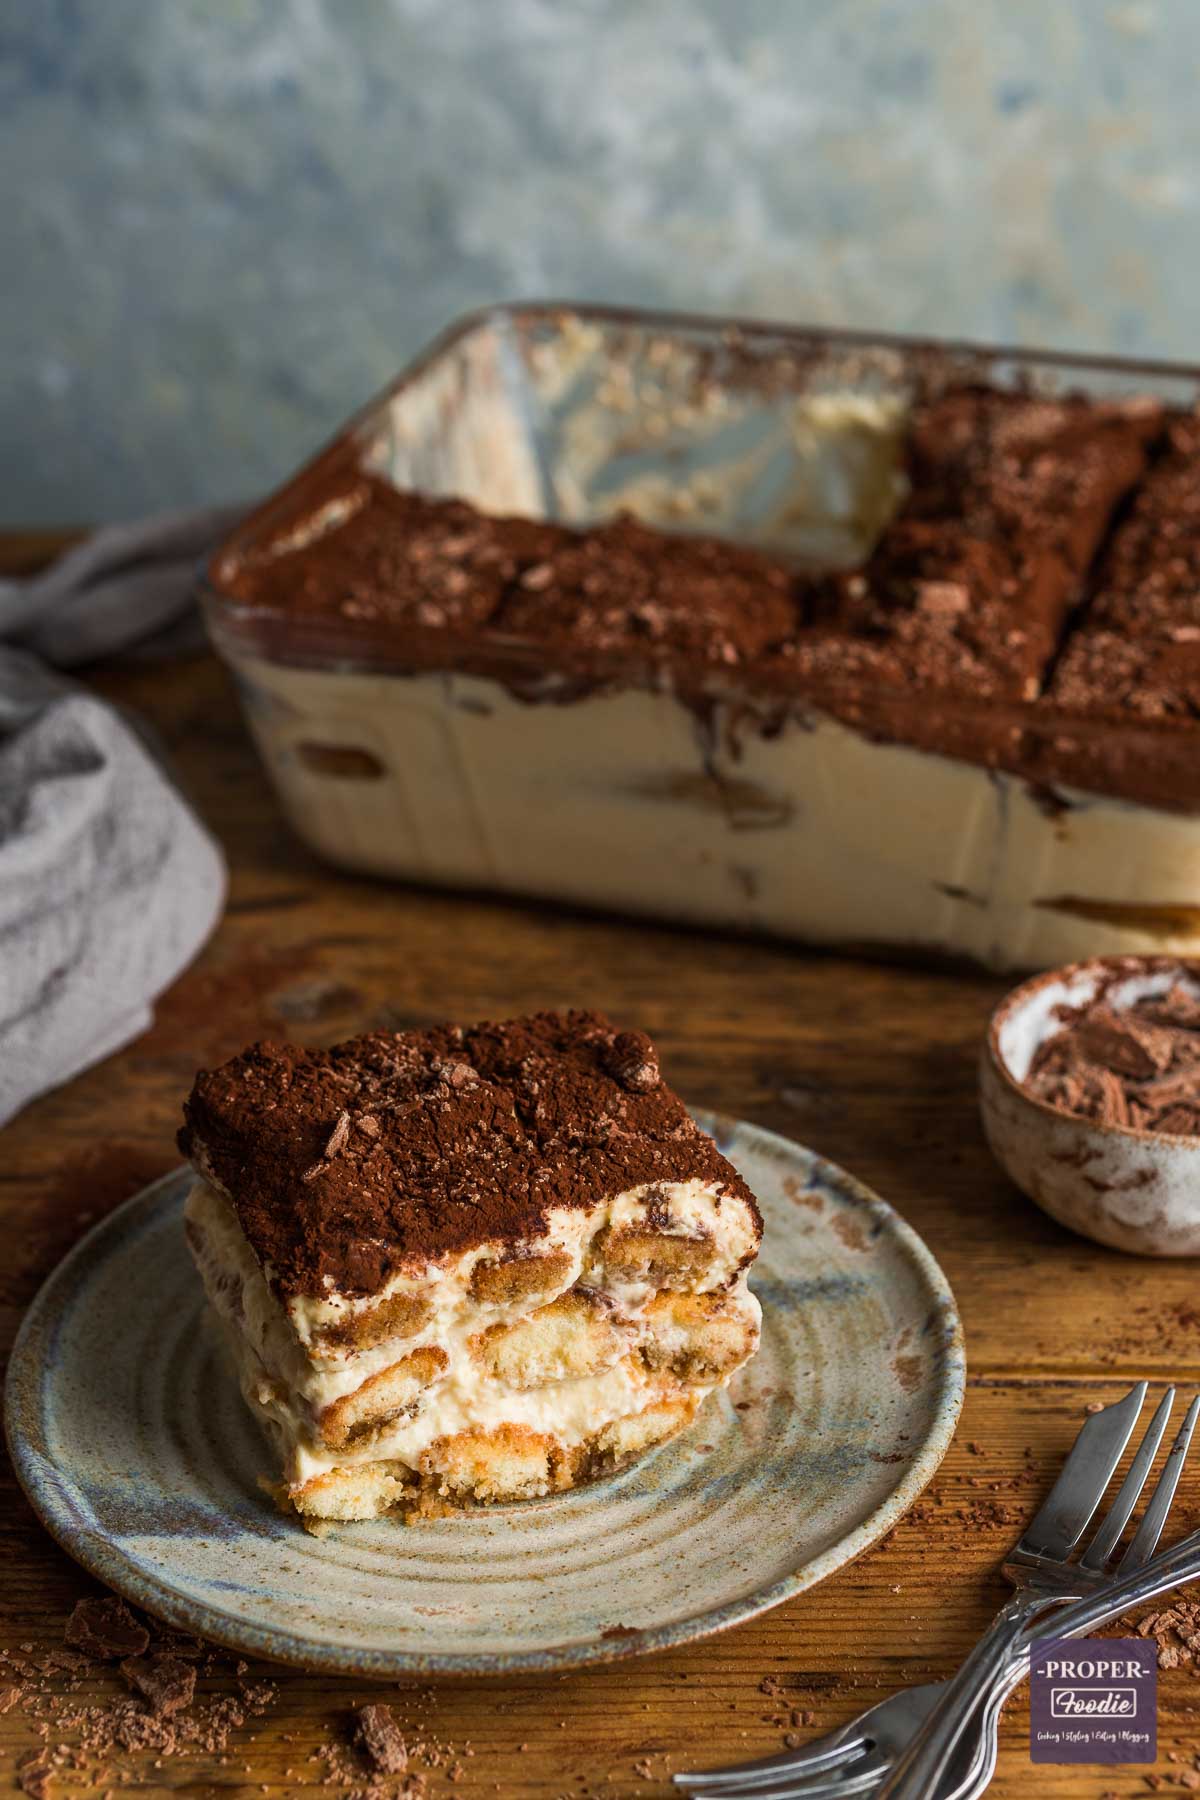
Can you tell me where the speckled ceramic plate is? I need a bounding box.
[5,1111,963,1676]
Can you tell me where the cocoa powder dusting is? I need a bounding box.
[1025,969,1200,1135]
[217,478,799,675]
[207,379,1200,813]
[180,1008,759,1298]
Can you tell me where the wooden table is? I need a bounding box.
[1,530,1196,1800]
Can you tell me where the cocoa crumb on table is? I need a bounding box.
[0,1593,286,1791]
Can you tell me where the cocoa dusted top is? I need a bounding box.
[1050,415,1200,721]
[799,386,1156,701]
[216,478,799,672]
[209,380,1200,811]
[179,1009,760,1299]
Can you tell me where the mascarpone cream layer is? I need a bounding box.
[228,658,1200,974]
[186,1170,759,1393]
[184,1174,761,1479]
[235,1324,708,1487]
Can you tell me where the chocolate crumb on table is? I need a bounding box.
[1136,1594,1200,1671]
[64,1596,149,1661]
[6,1591,471,1798]
[17,1748,52,1798]
[1025,976,1200,1134]
[118,1654,197,1716]
[0,1592,281,1795]
[356,1702,408,1774]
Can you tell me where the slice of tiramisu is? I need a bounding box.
[179,1009,762,1523]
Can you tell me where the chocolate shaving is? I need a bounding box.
[65,1597,150,1661]
[119,1654,197,1716]
[356,1702,409,1774]
[1149,1104,1198,1136]
[1143,982,1200,1032]
[1095,1067,1130,1129]
[1073,1011,1170,1080]
[603,1030,661,1092]
[17,1751,52,1798]
[1138,1069,1200,1107]
[323,1109,352,1159]
[1026,970,1200,1136]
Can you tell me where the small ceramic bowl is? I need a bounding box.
[981,955,1200,1256]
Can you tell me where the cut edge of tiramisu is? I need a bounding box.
[179,1009,763,1524]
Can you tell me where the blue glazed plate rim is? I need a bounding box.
[5,1112,965,1677]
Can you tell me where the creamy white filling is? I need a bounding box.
[184,1174,760,1462]
[234,1331,690,1486]
[187,1173,755,1393]
[225,656,1200,975]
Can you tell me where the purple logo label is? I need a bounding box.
[1030,1638,1156,1763]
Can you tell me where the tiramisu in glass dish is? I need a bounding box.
[203,305,1200,973]
[180,1009,762,1524]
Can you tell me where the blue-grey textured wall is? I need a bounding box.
[4,1,1199,523]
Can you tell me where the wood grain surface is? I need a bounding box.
[1,529,1197,1799]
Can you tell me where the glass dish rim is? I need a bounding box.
[199,294,1200,625]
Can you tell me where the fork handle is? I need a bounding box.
[942,1531,1200,1800]
[874,1591,1067,1800]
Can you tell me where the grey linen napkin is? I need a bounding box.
[0,506,242,1126]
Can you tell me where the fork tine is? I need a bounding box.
[1121,1395,1200,1571]
[674,1726,870,1790]
[674,1739,866,1792]
[1078,1388,1175,1572]
[741,1777,881,1800]
[1020,1379,1146,1556]
[676,1769,882,1800]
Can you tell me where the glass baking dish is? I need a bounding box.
[201,301,1200,972]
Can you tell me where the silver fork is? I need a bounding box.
[675,1383,1193,1799]
[950,1497,1200,1800]
[878,1387,1198,1800]
[679,1499,1200,1800]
